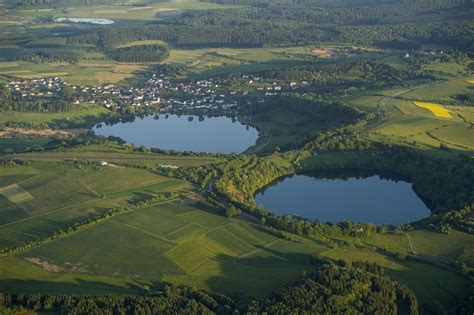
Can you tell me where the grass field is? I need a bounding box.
[0,106,109,128]
[408,230,474,268]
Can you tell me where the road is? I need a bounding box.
[402,232,471,279]
[376,81,444,121]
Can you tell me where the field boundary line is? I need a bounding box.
[239,239,281,258]
[161,223,195,239]
[121,223,175,244]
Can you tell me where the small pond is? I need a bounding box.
[255,171,430,226]
[93,114,259,153]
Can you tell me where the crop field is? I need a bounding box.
[1,0,242,25]
[413,101,452,118]
[116,40,168,48]
[0,161,194,249]
[162,46,312,74]
[0,183,34,204]
[1,199,321,297]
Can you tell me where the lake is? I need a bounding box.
[93,114,259,153]
[255,172,431,226]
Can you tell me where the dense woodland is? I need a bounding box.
[16,50,82,63]
[4,0,470,52]
[107,44,169,63]
[0,263,420,314]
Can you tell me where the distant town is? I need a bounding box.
[6,72,314,114]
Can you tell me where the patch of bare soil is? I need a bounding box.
[25,257,63,272]
[310,48,334,58]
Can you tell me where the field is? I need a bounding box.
[0,106,109,128]
[413,101,452,118]
[0,159,195,249]
[359,70,474,156]
[0,58,146,86]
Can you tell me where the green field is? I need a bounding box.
[0,198,323,297]
[0,106,109,127]
[0,160,194,249]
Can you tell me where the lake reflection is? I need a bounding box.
[255,172,430,226]
[93,114,258,153]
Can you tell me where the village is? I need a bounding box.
[6,72,311,114]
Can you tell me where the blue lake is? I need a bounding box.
[93,114,258,153]
[255,173,431,226]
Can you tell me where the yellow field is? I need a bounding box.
[0,183,34,204]
[413,101,452,119]
[467,80,474,84]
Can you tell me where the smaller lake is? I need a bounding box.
[55,18,114,25]
[93,114,258,154]
[255,173,431,226]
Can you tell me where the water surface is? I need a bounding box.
[94,114,258,153]
[255,173,430,226]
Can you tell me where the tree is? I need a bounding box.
[225,206,241,218]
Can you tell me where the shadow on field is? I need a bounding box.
[0,278,143,295]
[204,247,315,298]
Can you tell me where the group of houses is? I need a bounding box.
[6,71,312,112]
